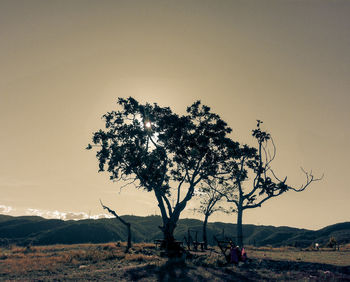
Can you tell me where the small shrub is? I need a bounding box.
[102,242,118,251]
[124,253,155,262]
[327,237,337,249]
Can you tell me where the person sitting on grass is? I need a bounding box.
[229,242,240,264]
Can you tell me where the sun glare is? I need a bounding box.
[145,121,151,129]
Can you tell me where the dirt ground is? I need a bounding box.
[0,243,349,281]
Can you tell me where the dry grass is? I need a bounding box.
[0,243,349,281]
[0,246,68,274]
[0,242,161,277]
[342,243,350,251]
[245,245,350,266]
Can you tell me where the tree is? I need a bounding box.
[194,179,230,249]
[100,200,131,252]
[87,97,236,255]
[327,236,337,250]
[221,120,323,247]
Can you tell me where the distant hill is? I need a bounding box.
[0,214,349,248]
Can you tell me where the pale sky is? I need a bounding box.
[1,0,349,230]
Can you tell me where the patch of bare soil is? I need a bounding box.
[0,243,349,281]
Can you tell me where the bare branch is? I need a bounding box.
[288,167,324,192]
[209,182,239,206]
[100,199,132,251]
[119,175,140,190]
[261,137,276,173]
[262,143,269,168]
[100,199,129,227]
[270,168,285,183]
[270,167,323,193]
[267,137,276,166]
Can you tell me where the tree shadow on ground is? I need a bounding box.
[122,256,349,281]
[124,264,158,280]
[204,266,256,281]
[157,258,192,281]
[246,258,350,274]
[157,258,256,282]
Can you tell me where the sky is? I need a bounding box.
[1,0,349,230]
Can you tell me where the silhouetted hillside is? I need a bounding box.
[0,214,13,223]
[0,214,348,248]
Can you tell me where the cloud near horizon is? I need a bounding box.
[24,208,114,221]
[0,205,14,214]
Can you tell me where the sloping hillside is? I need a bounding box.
[0,214,348,247]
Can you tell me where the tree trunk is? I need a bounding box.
[100,200,132,252]
[203,213,209,250]
[237,204,244,247]
[154,186,194,257]
[162,219,180,257]
[163,220,176,242]
[126,223,131,251]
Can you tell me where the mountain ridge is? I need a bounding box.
[0,214,348,248]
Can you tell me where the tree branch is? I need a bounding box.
[244,189,284,209]
[100,199,130,227]
[153,187,169,220]
[288,167,324,192]
[176,173,187,205]
[210,182,239,206]
[162,194,173,216]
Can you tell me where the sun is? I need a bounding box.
[145,121,151,129]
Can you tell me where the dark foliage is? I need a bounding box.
[87,97,238,253]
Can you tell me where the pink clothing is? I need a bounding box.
[241,247,247,262]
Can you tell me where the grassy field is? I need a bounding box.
[0,242,349,281]
[248,245,350,267]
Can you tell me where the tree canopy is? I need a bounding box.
[88,98,321,252]
[88,97,238,254]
